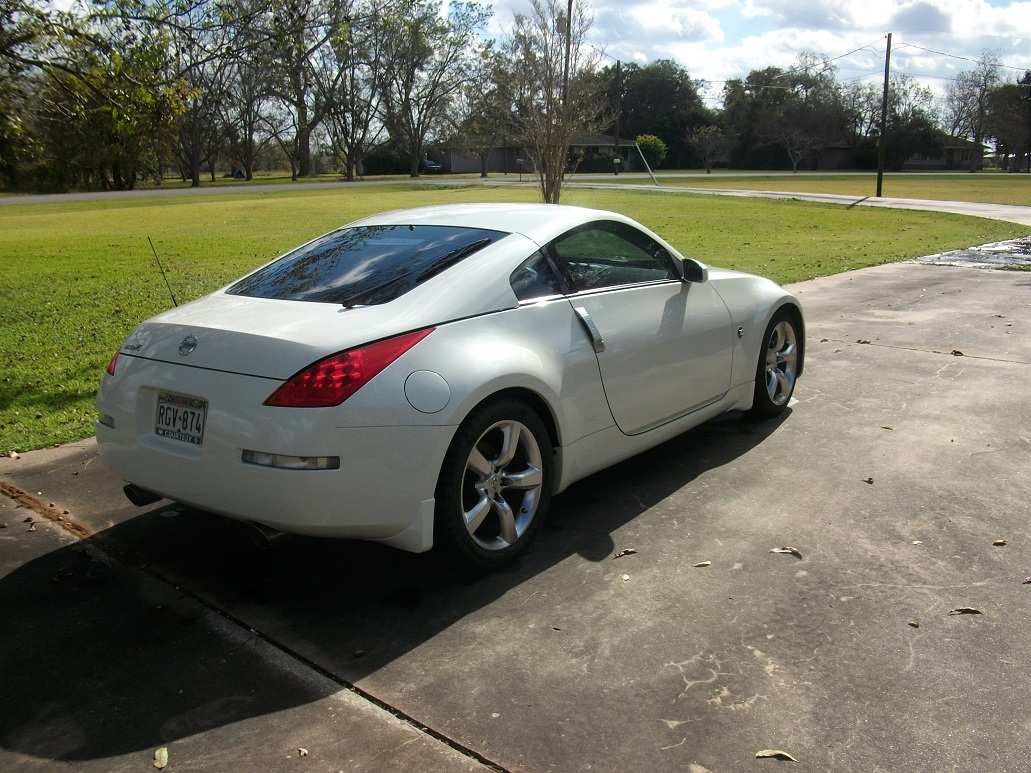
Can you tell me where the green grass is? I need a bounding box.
[612,171,1031,206]
[0,183,1026,454]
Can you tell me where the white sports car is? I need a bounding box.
[96,203,803,568]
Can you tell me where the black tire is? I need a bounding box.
[434,398,553,570]
[748,309,801,419]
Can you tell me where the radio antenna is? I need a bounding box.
[148,237,179,307]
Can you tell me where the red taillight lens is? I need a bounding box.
[106,353,119,376]
[264,328,434,408]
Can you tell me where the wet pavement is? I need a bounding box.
[909,236,1031,269]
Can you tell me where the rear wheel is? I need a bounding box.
[749,310,800,418]
[435,398,553,570]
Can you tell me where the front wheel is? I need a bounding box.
[749,310,800,419]
[434,398,553,569]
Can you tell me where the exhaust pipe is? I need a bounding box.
[248,523,288,549]
[123,483,162,507]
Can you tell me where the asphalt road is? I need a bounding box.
[3,173,1031,227]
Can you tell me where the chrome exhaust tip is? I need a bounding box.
[248,523,288,549]
[123,484,162,507]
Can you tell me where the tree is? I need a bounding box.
[499,0,607,203]
[944,51,1001,171]
[720,54,842,170]
[323,3,388,181]
[168,1,238,187]
[635,133,666,168]
[881,74,941,172]
[0,0,50,186]
[720,67,793,168]
[835,80,881,156]
[380,0,489,178]
[222,25,274,181]
[767,103,834,172]
[33,3,189,190]
[688,125,727,173]
[260,0,348,178]
[605,59,713,168]
[449,46,511,178]
[985,72,1031,172]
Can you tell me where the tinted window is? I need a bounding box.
[549,221,676,292]
[510,251,564,301]
[227,224,505,306]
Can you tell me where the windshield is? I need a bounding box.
[227,224,505,305]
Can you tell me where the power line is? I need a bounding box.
[894,42,1031,73]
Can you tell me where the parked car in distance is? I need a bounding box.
[420,159,443,173]
[96,203,804,569]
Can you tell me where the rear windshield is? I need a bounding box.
[227,224,505,306]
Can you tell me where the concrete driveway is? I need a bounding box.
[2,261,1030,772]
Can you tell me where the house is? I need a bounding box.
[902,135,984,171]
[432,134,632,175]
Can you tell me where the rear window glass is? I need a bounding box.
[227,224,505,306]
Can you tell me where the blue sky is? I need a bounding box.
[487,0,1031,105]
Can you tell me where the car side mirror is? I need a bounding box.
[679,258,709,283]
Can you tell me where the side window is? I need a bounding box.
[549,221,677,292]
[510,250,564,301]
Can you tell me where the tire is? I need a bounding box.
[435,398,553,570]
[749,309,800,419]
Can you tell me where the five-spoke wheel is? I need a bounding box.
[435,398,553,568]
[750,310,800,418]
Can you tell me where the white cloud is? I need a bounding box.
[487,0,1031,102]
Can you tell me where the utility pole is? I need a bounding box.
[876,32,892,197]
[561,0,573,107]
[614,60,621,161]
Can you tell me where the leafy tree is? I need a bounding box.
[33,4,188,190]
[720,67,794,168]
[0,0,50,186]
[604,59,712,168]
[881,74,941,171]
[635,133,666,168]
[985,72,1031,172]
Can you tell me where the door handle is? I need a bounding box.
[574,307,605,353]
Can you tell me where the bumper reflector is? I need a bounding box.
[242,450,340,470]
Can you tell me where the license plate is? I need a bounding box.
[155,392,207,445]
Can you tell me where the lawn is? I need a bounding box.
[0,182,1027,454]
[612,170,1031,206]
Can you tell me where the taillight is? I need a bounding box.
[264,328,434,408]
[106,353,119,376]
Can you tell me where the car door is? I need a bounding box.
[546,221,735,436]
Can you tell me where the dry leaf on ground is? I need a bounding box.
[756,749,798,762]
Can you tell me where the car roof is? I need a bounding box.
[347,203,632,246]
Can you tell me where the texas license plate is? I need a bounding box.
[155,392,207,445]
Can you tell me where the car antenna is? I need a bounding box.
[148,236,179,307]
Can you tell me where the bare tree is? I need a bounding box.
[323,6,388,180]
[689,125,727,173]
[379,0,489,178]
[500,0,607,203]
[448,46,510,178]
[944,51,1001,171]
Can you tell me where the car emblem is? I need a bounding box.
[178,335,199,356]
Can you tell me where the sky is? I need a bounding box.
[486,0,1031,106]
